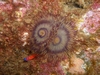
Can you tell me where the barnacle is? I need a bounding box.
[31,12,76,62]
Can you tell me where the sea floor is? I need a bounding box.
[0,0,100,75]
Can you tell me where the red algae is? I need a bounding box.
[0,0,100,75]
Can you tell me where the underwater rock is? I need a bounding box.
[31,13,76,63]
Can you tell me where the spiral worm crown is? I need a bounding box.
[32,14,75,54]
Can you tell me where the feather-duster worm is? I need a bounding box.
[31,13,76,62]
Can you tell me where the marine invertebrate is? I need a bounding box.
[24,54,38,62]
[33,20,52,44]
[48,29,68,52]
[31,13,76,63]
[0,1,13,13]
[68,55,85,74]
[61,55,85,74]
[77,9,100,34]
[76,0,100,34]
[91,0,100,9]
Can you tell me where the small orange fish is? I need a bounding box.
[24,54,37,61]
